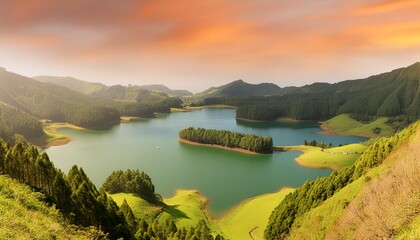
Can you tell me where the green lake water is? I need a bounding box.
[45,108,366,215]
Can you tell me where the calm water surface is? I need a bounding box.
[45,109,365,215]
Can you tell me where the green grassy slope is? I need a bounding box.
[0,175,91,239]
[322,114,394,137]
[286,125,420,240]
[34,76,106,95]
[111,190,215,230]
[277,143,368,170]
[217,188,294,240]
[111,188,293,240]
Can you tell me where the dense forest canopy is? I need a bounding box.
[102,169,163,204]
[179,127,273,153]
[196,62,420,123]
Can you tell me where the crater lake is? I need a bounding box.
[45,108,365,215]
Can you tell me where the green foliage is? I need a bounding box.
[0,175,99,239]
[0,137,134,239]
[304,139,334,149]
[0,103,43,142]
[102,169,163,204]
[197,62,420,123]
[265,121,420,239]
[0,69,182,131]
[179,127,273,153]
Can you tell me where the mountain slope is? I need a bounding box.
[200,62,420,122]
[35,75,192,99]
[265,121,420,239]
[286,123,420,240]
[0,175,93,239]
[196,79,282,98]
[34,75,106,95]
[1,68,182,137]
[136,84,193,97]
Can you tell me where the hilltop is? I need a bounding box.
[0,69,182,144]
[197,62,420,131]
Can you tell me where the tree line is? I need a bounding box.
[102,169,163,204]
[179,127,273,153]
[264,120,420,239]
[304,140,334,149]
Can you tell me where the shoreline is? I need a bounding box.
[178,138,261,155]
[275,145,335,170]
[235,117,267,123]
[318,121,376,138]
[186,104,238,110]
[275,144,366,171]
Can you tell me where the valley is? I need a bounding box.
[0,63,419,239]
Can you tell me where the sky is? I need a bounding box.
[0,0,419,92]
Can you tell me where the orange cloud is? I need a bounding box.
[352,0,420,15]
[1,0,420,89]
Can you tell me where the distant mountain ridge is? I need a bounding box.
[0,68,182,142]
[198,62,420,122]
[34,76,106,95]
[136,84,193,97]
[195,79,282,98]
[34,76,193,99]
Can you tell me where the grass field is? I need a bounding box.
[276,143,368,170]
[0,176,90,239]
[109,193,163,222]
[321,114,394,137]
[110,190,216,230]
[216,188,294,240]
[287,168,379,240]
[110,188,294,239]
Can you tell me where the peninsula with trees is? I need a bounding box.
[179,127,273,154]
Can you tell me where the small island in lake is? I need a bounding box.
[179,127,273,154]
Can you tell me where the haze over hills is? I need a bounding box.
[35,75,193,99]
[136,84,193,97]
[34,76,106,95]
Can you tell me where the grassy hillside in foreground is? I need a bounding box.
[322,114,394,137]
[217,188,294,240]
[277,143,369,170]
[287,126,420,239]
[111,188,294,239]
[266,121,419,239]
[0,175,92,239]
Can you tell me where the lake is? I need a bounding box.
[45,108,365,215]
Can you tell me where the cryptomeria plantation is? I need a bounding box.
[179,127,273,153]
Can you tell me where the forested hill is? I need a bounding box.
[35,75,192,100]
[34,75,106,95]
[0,68,182,140]
[195,79,283,98]
[199,62,420,121]
[136,84,193,97]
